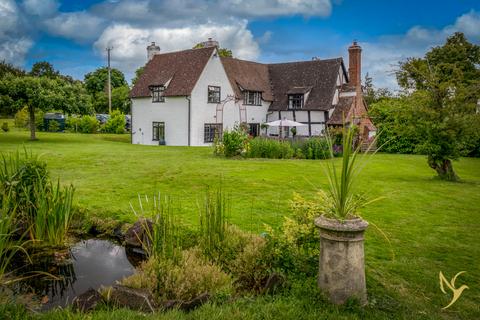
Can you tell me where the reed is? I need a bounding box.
[130,193,179,260]
[31,180,75,247]
[0,191,29,285]
[199,186,228,256]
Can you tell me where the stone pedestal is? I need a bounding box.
[315,215,368,305]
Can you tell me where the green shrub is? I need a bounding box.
[65,116,81,133]
[103,110,126,134]
[246,138,294,159]
[221,126,249,157]
[122,248,232,301]
[1,122,8,132]
[35,110,45,131]
[14,107,28,128]
[79,115,99,133]
[264,193,321,276]
[229,234,274,291]
[300,137,330,159]
[47,120,60,132]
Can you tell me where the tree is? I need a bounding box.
[396,32,480,181]
[0,61,25,78]
[192,43,233,58]
[131,66,145,85]
[369,97,420,154]
[84,67,127,95]
[363,73,392,105]
[30,61,60,79]
[0,75,91,140]
[84,67,128,113]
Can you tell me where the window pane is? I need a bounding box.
[204,123,222,142]
[152,122,165,141]
[208,86,220,103]
[151,86,165,102]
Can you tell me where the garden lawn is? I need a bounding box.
[0,129,479,319]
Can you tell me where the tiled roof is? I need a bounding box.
[328,95,354,125]
[220,57,273,101]
[268,58,343,111]
[130,46,215,98]
[130,47,345,113]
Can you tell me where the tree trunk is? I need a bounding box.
[428,157,459,181]
[29,105,36,141]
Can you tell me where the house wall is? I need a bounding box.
[131,96,189,146]
[190,51,235,146]
[266,110,327,137]
[190,52,270,146]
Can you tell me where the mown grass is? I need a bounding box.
[0,129,479,319]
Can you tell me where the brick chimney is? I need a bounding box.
[348,41,362,88]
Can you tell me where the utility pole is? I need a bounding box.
[106,46,113,114]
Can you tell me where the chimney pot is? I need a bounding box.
[201,37,219,48]
[147,41,161,61]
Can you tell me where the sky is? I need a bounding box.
[1,0,479,90]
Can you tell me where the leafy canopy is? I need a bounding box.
[395,32,480,181]
[84,67,127,95]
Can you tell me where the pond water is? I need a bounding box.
[15,239,136,310]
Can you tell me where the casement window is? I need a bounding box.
[207,86,221,103]
[248,123,260,137]
[152,121,165,142]
[243,91,262,106]
[204,123,223,143]
[150,85,165,103]
[288,94,304,109]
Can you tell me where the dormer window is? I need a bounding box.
[244,91,262,106]
[151,85,165,103]
[288,94,304,109]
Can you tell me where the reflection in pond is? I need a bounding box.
[15,239,136,310]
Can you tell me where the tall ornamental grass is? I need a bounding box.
[321,125,379,220]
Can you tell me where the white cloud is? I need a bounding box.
[22,0,58,17]
[94,20,259,78]
[360,10,480,91]
[258,31,273,44]
[446,10,480,39]
[43,11,106,43]
[221,0,332,17]
[0,37,34,65]
[0,0,33,65]
[0,0,19,38]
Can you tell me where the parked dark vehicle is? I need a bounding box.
[96,114,110,125]
[125,115,131,131]
[43,113,65,132]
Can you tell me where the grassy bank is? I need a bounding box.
[0,129,479,319]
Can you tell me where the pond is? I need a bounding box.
[14,239,137,310]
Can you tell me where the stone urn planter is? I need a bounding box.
[315,215,368,305]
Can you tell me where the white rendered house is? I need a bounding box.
[130,41,375,146]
